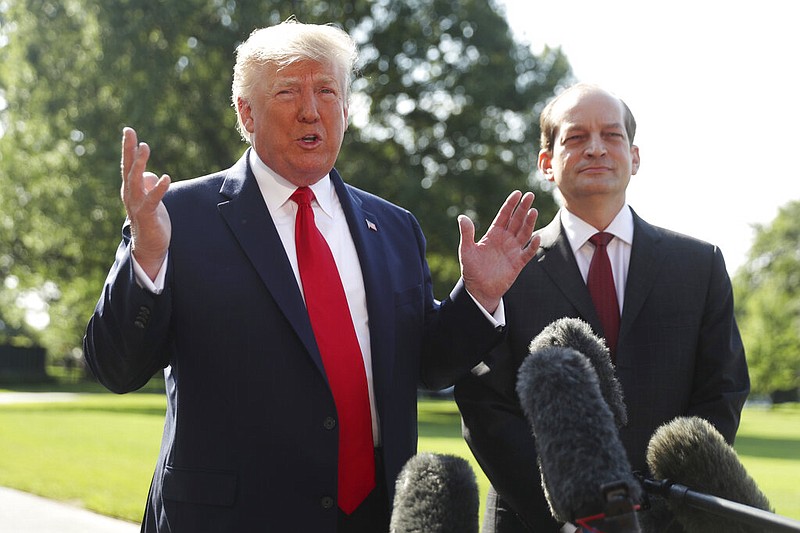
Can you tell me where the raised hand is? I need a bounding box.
[120,127,172,281]
[458,191,540,313]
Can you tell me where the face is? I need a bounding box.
[237,59,349,187]
[538,88,640,212]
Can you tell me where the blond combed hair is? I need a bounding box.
[231,17,358,141]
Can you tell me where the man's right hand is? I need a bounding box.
[120,127,172,281]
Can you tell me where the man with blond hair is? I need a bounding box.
[85,19,540,532]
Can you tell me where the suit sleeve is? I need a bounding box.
[83,223,172,393]
[686,247,750,443]
[454,341,560,530]
[399,211,505,391]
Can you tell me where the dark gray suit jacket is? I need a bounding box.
[84,150,504,532]
[455,209,750,532]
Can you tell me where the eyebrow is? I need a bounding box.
[272,74,340,89]
[563,122,625,131]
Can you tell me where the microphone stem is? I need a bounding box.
[643,478,800,532]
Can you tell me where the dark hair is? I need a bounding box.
[539,83,637,152]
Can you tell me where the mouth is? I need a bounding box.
[300,134,321,144]
[579,165,612,174]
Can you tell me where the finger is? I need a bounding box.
[121,127,138,181]
[505,191,536,236]
[142,172,160,193]
[123,142,152,203]
[458,214,476,248]
[138,172,171,208]
[516,205,539,246]
[488,190,523,231]
[520,233,542,263]
[150,174,172,204]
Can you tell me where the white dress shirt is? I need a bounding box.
[560,206,634,311]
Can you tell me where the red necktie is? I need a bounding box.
[291,187,375,514]
[587,232,620,361]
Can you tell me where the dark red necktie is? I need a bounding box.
[587,232,620,361]
[291,187,375,514]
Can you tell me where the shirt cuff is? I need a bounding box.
[132,252,168,294]
[460,288,506,329]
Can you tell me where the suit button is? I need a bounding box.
[134,306,150,329]
[321,496,334,509]
[323,416,336,430]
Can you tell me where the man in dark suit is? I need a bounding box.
[454,83,750,532]
[83,20,540,533]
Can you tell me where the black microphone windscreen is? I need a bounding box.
[516,345,642,523]
[528,317,627,427]
[646,416,773,532]
[390,452,479,533]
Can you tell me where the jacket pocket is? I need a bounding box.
[394,284,422,308]
[162,465,237,507]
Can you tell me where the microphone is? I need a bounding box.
[390,452,479,533]
[528,317,627,427]
[516,345,642,529]
[643,416,800,533]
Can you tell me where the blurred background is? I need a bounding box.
[0,0,798,525]
[1,0,797,404]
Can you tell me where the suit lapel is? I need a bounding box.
[216,152,324,374]
[536,214,599,326]
[330,170,394,413]
[619,210,665,341]
[214,159,398,393]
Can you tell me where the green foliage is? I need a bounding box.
[734,200,800,395]
[0,0,568,358]
[338,0,568,293]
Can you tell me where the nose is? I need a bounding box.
[584,134,607,157]
[298,90,320,123]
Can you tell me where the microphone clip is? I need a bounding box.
[575,481,642,533]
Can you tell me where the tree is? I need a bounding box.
[734,200,800,396]
[337,0,568,291]
[0,0,570,361]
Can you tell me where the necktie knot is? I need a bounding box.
[291,186,314,207]
[590,231,615,248]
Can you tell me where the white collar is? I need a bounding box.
[247,149,334,216]
[560,205,634,254]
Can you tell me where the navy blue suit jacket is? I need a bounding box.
[84,151,503,532]
[455,210,750,532]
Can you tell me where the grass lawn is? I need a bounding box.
[0,389,798,524]
[0,392,164,522]
[732,402,800,519]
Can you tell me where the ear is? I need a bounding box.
[538,149,555,182]
[630,144,641,175]
[237,97,255,133]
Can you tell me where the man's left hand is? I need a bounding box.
[458,190,540,313]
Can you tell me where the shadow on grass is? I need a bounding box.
[735,434,800,461]
[0,378,165,394]
[0,401,167,417]
[418,398,463,439]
